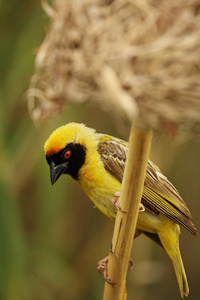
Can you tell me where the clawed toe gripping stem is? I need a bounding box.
[97,252,134,285]
[111,191,145,213]
[97,256,116,285]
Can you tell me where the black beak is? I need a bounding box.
[50,161,68,185]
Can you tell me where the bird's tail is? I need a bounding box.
[158,217,189,298]
[171,250,189,298]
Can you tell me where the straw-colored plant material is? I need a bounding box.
[103,126,153,300]
[29,0,200,139]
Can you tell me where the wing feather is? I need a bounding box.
[98,135,127,183]
[98,136,197,236]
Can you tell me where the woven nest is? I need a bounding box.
[28,0,200,139]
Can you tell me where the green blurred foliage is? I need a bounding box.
[0,1,200,300]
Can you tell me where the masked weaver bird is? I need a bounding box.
[44,122,197,298]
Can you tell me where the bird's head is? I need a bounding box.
[44,123,97,184]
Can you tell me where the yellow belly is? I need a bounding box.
[78,169,162,235]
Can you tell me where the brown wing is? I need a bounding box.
[97,136,197,235]
[97,135,127,183]
[143,161,197,235]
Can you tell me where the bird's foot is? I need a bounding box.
[97,255,134,282]
[97,256,115,285]
[128,257,134,270]
[139,203,145,212]
[111,192,126,213]
[111,191,145,213]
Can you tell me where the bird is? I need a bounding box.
[44,122,197,298]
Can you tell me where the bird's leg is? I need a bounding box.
[111,191,125,212]
[97,228,143,283]
[111,191,145,213]
[97,242,135,283]
[97,255,134,282]
[98,201,144,283]
[97,256,115,285]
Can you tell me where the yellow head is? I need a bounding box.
[44,122,99,183]
[44,122,97,156]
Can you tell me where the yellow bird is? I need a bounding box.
[44,122,197,298]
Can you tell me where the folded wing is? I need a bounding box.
[98,136,197,236]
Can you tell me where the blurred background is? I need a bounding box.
[0,1,200,299]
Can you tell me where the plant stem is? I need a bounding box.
[103,124,153,300]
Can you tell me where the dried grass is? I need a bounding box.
[28,0,200,139]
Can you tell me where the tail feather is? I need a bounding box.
[158,216,189,298]
[172,253,189,298]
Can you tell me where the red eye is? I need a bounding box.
[64,150,71,159]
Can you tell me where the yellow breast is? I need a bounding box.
[78,149,121,219]
[78,148,162,233]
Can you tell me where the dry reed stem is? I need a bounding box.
[103,125,153,300]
